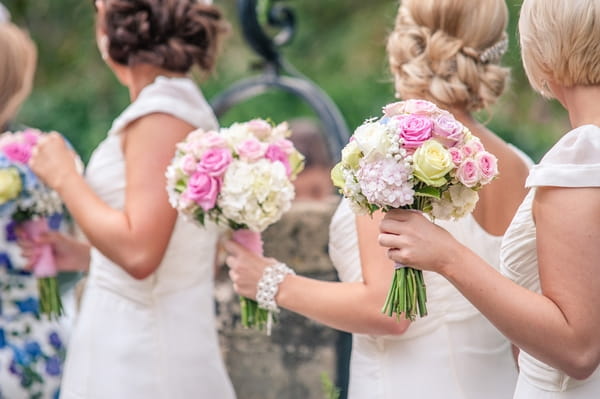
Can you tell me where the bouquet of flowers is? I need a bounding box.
[166,119,304,331]
[0,129,64,319]
[331,99,498,320]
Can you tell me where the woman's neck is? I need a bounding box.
[123,64,187,101]
[561,85,600,129]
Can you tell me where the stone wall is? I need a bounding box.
[215,199,350,399]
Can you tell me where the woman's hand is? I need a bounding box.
[29,132,79,192]
[378,209,464,274]
[16,229,90,272]
[223,240,278,300]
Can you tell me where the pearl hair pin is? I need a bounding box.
[479,38,509,64]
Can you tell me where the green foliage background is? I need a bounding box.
[8,0,569,163]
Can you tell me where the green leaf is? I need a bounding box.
[415,186,442,199]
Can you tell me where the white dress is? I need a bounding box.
[329,199,518,399]
[500,124,600,398]
[59,77,236,399]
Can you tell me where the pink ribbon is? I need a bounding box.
[22,218,57,278]
[232,229,264,255]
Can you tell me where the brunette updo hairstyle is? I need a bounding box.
[100,0,228,73]
[387,0,510,112]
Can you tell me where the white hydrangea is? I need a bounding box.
[218,159,295,232]
[431,184,479,220]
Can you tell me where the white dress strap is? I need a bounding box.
[526,124,600,188]
[108,76,218,136]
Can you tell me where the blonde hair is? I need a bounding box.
[0,22,37,128]
[387,0,509,112]
[519,0,600,97]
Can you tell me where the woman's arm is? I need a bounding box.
[379,187,600,379]
[30,114,195,279]
[226,211,410,335]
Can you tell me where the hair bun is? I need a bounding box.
[387,0,510,112]
[104,0,228,73]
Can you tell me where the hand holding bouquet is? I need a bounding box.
[0,129,64,319]
[331,99,498,320]
[166,119,304,331]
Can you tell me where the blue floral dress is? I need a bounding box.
[0,216,65,399]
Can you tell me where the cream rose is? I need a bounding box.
[412,140,454,187]
[352,122,391,160]
[0,168,22,204]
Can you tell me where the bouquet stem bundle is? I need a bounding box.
[382,266,427,321]
[22,218,63,319]
[232,229,270,330]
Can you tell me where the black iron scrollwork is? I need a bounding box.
[210,0,350,162]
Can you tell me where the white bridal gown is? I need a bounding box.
[329,204,518,398]
[501,125,600,398]
[59,77,236,399]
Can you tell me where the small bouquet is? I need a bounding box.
[331,99,498,320]
[0,129,64,319]
[166,119,304,331]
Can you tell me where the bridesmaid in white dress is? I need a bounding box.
[19,1,235,398]
[225,1,530,397]
[379,0,600,398]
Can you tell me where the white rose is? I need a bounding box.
[352,122,392,160]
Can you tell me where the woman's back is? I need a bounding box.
[60,76,235,399]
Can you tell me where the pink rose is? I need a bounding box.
[184,171,221,211]
[246,119,272,139]
[2,142,33,164]
[462,138,484,158]
[456,159,480,188]
[382,101,406,117]
[198,131,227,149]
[265,144,291,176]
[271,139,295,155]
[397,115,434,150]
[198,148,232,177]
[179,154,198,176]
[22,129,41,146]
[403,99,438,115]
[433,114,464,147]
[448,147,464,166]
[476,151,498,184]
[236,138,267,161]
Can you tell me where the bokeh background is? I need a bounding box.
[8,0,569,163]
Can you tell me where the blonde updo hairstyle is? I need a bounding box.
[387,0,509,112]
[519,0,600,98]
[0,22,37,127]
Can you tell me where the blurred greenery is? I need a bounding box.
[7,0,569,163]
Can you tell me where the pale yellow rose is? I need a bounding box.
[330,162,345,190]
[341,140,361,169]
[352,122,391,159]
[289,149,306,179]
[0,168,22,204]
[413,140,454,187]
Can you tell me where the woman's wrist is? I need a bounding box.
[256,262,295,312]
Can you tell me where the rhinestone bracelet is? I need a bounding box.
[256,262,295,312]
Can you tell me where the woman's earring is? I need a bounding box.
[100,35,109,61]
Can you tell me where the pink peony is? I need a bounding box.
[456,159,480,188]
[265,144,291,176]
[397,115,434,151]
[2,142,33,164]
[236,138,267,161]
[476,151,498,184]
[403,99,438,115]
[198,148,232,177]
[433,114,464,147]
[184,171,221,211]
